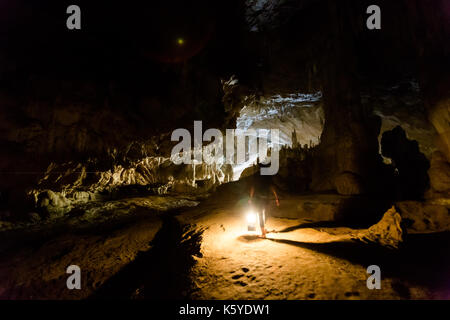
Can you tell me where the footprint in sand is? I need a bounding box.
[231,268,250,280]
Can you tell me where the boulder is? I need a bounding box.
[363,206,403,249]
[396,200,450,233]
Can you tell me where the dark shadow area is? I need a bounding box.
[275,221,345,233]
[381,126,430,200]
[89,214,204,299]
[267,232,450,296]
[237,235,266,243]
[0,205,168,255]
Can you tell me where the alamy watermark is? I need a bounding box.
[366,265,381,290]
[66,265,81,290]
[366,5,381,30]
[66,5,81,30]
[170,121,280,175]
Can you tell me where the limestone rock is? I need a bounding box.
[31,155,228,210]
[363,206,403,249]
[396,200,450,233]
[37,190,72,219]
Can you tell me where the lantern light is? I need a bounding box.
[246,211,258,232]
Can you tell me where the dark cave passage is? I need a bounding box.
[381,126,431,200]
[89,213,204,300]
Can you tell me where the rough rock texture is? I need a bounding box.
[368,80,437,159]
[36,190,72,219]
[236,92,324,147]
[309,1,381,193]
[405,1,450,200]
[30,157,229,218]
[397,201,450,234]
[362,206,403,249]
[0,194,199,234]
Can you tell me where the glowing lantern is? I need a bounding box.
[246,210,258,232]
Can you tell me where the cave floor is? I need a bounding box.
[0,194,449,300]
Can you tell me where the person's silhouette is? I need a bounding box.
[248,161,279,237]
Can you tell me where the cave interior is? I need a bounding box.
[0,0,449,300]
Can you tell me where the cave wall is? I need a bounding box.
[310,0,381,194]
[404,0,450,197]
[0,0,248,213]
[239,0,449,197]
[0,0,449,216]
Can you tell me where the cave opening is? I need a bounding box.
[232,89,324,179]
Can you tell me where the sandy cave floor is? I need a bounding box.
[176,202,450,300]
[0,195,449,300]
